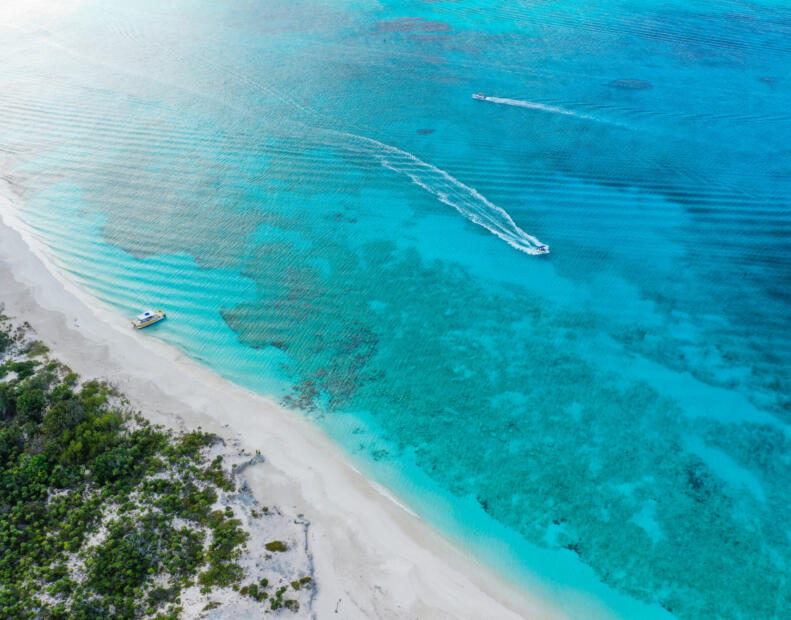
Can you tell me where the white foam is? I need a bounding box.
[477,95,625,128]
[369,480,420,518]
[337,132,549,255]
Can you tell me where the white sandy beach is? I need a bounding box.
[0,4,595,615]
[0,192,569,619]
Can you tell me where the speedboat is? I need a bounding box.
[535,244,550,254]
[472,92,487,100]
[131,310,166,329]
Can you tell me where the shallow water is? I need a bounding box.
[1,1,790,617]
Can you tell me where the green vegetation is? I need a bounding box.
[240,580,268,602]
[290,576,312,590]
[22,340,49,358]
[264,540,288,553]
[0,313,310,618]
[269,586,289,611]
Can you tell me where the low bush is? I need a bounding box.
[0,315,308,617]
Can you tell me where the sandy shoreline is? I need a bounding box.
[0,195,571,618]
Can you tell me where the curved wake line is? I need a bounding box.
[10,24,549,257]
[334,131,548,256]
[478,95,627,128]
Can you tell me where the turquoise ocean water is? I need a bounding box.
[1,1,790,617]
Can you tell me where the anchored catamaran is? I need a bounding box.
[131,310,166,329]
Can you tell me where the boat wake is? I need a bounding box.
[475,95,624,127]
[45,19,552,259]
[337,132,549,255]
[36,14,552,259]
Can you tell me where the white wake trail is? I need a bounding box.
[477,95,626,127]
[336,132,548,255]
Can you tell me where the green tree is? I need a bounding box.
[16,388,45,423]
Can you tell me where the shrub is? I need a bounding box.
[24,341,49,358]
[16,388,45,423]
[8,360,38,380]
[42,397,85,439]
[0,330,10,354]
[244,582,268,601]
[0,384,16,420]
[92,444,137,485]
[88,519,160,596]
[0,317,310,618]
[197,562,244,588]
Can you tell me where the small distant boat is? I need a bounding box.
[472,92,487,100]
[536,244,550,254]
[131,310,166,329]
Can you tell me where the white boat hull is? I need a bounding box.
[131,310,166,329]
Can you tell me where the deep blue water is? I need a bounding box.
[1,1,790,617]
